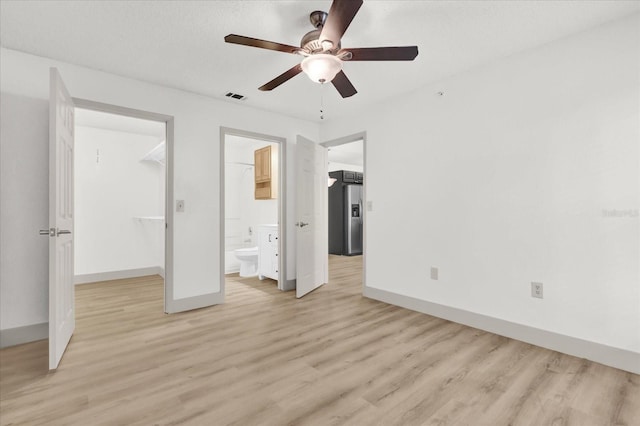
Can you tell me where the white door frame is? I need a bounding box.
[219,127,289,293]
[72,98,175,311]
[321,131,367,293]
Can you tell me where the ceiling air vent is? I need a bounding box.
[225,92,247,101]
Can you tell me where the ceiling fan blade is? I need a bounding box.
[319,0,363,49]
[224,34,300,54]
[331,70,357,98]
[259,64,303,91]
[341,46,419,61]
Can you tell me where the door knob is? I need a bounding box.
[39,228,71,237]
[295,222,309,228]
[39,228,55,237]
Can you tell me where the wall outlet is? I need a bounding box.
[176,200,185,212]
[531,282,543,299]
[430,267,438,280]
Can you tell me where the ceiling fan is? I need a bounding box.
[224,0,418,98]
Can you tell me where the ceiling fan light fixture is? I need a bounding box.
[301,54,342,84]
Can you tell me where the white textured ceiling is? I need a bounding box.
[1,1,638,123]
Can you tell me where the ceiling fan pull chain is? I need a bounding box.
[320,82,325,120]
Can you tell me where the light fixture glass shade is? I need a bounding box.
[301,54,343,84]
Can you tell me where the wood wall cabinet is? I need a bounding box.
[254,145,278,200]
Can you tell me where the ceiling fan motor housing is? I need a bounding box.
[301,29,321,52]
[301,11,340,53]
[309,10,328,28]
[301,28,341,53]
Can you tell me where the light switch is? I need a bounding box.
[176,200,185,212]
[430,267,438,280]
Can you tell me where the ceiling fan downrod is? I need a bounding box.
[309,10,328,28]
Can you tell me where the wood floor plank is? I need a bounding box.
[1,255,638,425]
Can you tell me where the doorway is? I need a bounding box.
[72,99,174,310]
[220,128,288,298]
[321,132,366,292]
[46,70,178,369]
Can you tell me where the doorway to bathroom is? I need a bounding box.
[73,104,171,316]
[321,132,366,292]
[220,128,287,299]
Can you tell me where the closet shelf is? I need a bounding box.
[141,141,166,166]
[133,216,165,221]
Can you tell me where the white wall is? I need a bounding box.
[75,126,164,277]
[321,15,640,361]
[225,138,278,274]
[327,139,363,173]
[0,47,318,330]
[0,93,49,329]
[328,162,363,173]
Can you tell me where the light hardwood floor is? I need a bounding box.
[1,255,638,425]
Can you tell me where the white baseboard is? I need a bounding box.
[282,279,296,292]
[363,286,640,375]
[0,322,48,348]
[75,266,164,284]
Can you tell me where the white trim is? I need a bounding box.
[364,286,640,375]
[165,292,224,313]
[74,267,164,284]
[225,266,241,275]
[283,279,296,292]
[0,323,48,348]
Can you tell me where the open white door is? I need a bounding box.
[47,68,75,369]
[295,136,328,298]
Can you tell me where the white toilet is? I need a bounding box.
[234,247,259,277]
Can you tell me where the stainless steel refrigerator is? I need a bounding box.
[329,177,363,256]
[344,184,363,255]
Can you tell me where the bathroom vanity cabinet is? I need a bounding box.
[257,225,279,281]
